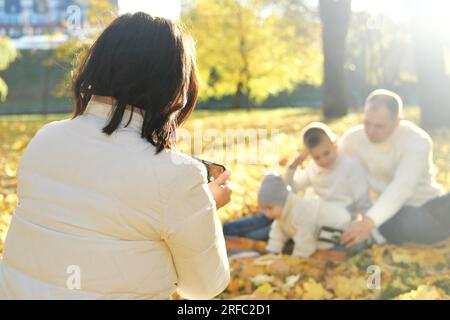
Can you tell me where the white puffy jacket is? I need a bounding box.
[0,99,230,299]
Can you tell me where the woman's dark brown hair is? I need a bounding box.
[72,12,199,154]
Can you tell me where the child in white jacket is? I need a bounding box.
[258,173,351,257]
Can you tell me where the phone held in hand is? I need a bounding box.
[317,226,344,245]
[193,157,227,183]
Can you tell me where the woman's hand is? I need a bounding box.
[208,170,232,210]
[288,150,309,170]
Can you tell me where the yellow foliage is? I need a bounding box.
[326,275,367,299]
[254,282,274,295]
[391,247,447,267]
[394,285,449,300]
[227,279,245,294]
[183,0,322,103]
[302,278,333,300]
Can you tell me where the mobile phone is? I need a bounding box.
[193,157,227,182]
[317,226,344,245]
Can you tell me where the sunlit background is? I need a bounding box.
[1,0,450,300]
[0,0,449,128]
[0,0,448,170]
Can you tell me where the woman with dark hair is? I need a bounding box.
[0,12,232,300]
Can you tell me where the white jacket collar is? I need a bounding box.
[84,99,144,132]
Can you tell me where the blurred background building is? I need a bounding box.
[0,0,118,49]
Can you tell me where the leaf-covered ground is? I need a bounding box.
[216,237,450,300]
[1,108,449,299]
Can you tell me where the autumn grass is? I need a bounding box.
[1,107,450,299]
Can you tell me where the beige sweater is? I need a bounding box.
[0,99,229,300]
[340,121,444,227]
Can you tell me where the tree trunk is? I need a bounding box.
[235,5,251,110]
[319,0,352,118]
[233,82,243,109]
[410,1,450,129]
[233,79,251,110]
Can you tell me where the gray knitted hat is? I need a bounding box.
[257,173,289,206]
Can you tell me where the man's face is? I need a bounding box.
[260,205,284,220]
[308,138,339,170]
[364,104,399,143]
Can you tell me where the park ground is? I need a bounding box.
[1,107,450,299]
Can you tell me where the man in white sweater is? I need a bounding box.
[340,89,450,247]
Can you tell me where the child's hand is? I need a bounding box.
[288,150,309,169]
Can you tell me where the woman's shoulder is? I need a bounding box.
[23,119,72,150]
[156,149,208,188]
[35,118,71,134]
[32,117,99,144]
